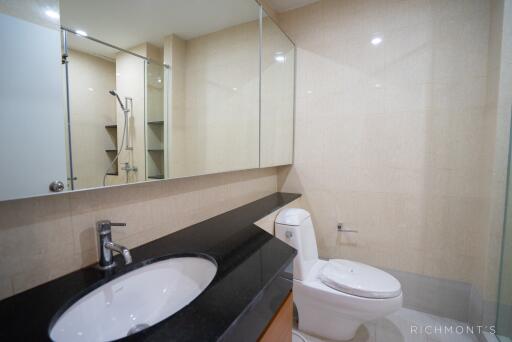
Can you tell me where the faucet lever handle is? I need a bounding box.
[96,220,127,234]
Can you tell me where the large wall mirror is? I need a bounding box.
[261,11,295,167]
[0,0,294,201]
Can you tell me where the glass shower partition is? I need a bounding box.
[497,106,512,341]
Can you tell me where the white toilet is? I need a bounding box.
[275,208,402,341]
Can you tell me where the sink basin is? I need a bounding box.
[49,256,217,342]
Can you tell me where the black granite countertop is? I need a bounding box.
[0,192,300,341]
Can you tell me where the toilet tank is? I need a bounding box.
[275,208,319,280]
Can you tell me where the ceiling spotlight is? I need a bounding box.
[45,10,60,20]
[371,36,383,46]
[75,30,88,37]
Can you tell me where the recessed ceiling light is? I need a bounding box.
[87,87,94,92]
[45,10,59,20]
[233,87,238,91]
[371,36,383,46]
[307,90,313,94]
[75,30,88,37]
[157,78,162,83]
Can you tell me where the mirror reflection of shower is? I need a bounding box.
[61,27,167,189]
[103,90,136,186]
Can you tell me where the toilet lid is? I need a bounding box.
[320,259,401,299]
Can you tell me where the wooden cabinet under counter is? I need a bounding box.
[259,292,293,342]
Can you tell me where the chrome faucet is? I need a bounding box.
[96,220,132,270]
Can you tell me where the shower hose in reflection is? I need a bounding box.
[103,90,129,186]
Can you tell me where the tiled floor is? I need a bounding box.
[293,308,483,342]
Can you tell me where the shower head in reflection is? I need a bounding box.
[109,90,127,112]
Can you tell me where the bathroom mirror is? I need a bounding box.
[260,11,295,167]
[164,5,260,178]
[60,0,261,189]
[0,0,294,201]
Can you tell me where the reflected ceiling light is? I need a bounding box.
[371,36,383,46]
[157,78,162,83]
[45,10,59,19]
[75,30,88,37]
[274,54,285,63]
[307,90,313,94]
[233,87,238,91]
[88,87,94,92]
[375,83,382,88]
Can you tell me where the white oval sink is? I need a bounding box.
[50,257,217,342]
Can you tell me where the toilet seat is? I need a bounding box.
[319,259,401,299]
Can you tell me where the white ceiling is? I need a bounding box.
[61,0,260,57]
[266,0,319,13]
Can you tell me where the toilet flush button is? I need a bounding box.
[285,231,293,239]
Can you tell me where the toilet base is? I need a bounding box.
[291,259,403,341]
[298,304,361,341]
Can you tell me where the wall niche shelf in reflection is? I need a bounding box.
[104,124,119,177]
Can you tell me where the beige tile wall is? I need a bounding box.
[0,167,278,300]
[277,0,501,288]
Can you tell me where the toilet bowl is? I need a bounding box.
[275,208,402,341]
